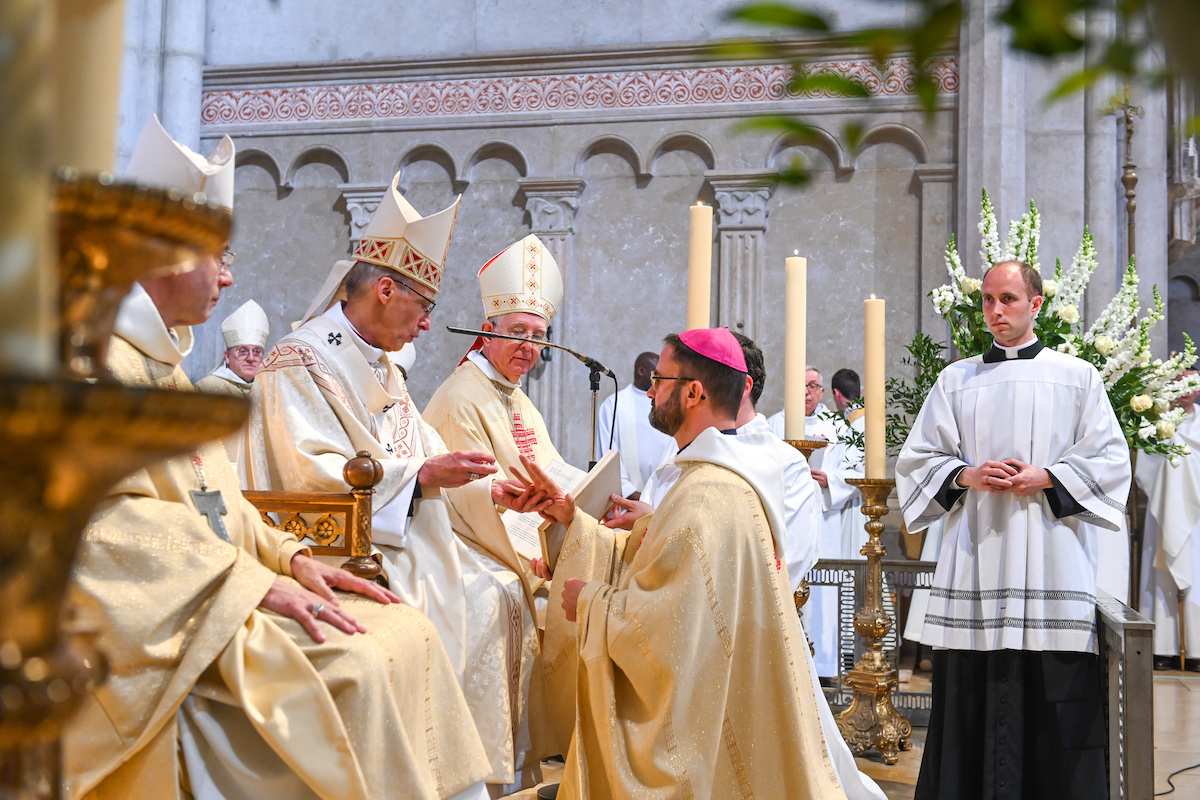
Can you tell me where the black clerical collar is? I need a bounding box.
[677,427,738,454]
[982,338,1043,363]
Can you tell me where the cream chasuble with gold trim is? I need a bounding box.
[244,307,539,786]
[552,427,847,799]
[64,290,488,800]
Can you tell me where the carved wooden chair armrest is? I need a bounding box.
[243,451,385,584]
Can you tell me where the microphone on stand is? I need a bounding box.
[446,326,619,467]
[445,326,615,378]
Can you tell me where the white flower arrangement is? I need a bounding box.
[910,187,1200,461]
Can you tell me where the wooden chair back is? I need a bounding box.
[243,450,385,583]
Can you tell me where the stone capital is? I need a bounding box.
[517,178,587,234]
[338,183,391,244]
[707,171,776,231]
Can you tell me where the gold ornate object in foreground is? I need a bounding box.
[53,171,231,379]
[835,477,912,765]
[1,175,246,799]
[785,438,826,655]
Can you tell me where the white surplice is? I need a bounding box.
[897,341,1130,653]
[243,304,536,785]
[1135,408,1200,657]
[594,382,674,496]
[635,425,884,800]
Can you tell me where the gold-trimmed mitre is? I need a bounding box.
[125,115,235,211]
[221,300,269,349]
[351,172,461,295]
[478,234,563,322]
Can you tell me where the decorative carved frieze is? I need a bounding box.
[201,57,959,128]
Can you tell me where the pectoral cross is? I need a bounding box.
[190,489,231,542]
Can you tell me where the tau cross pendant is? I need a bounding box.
[190,489,231,542]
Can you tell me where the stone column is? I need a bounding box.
[911,164,956,338]
[708,172,774,341]
[159,0,205,151]
[956,0,1027,259]
[338,183,391,250]
[517,178,585,462]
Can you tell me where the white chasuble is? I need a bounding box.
[553,428,849,800]
[1135,409,1200,656]
[424,357,558,759]
[245,310,537,786]
[897,345,1130,653]
[65,306,488,800]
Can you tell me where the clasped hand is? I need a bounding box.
[957,458,1051,496]
[259,553,401,643]
[418,450,498,489]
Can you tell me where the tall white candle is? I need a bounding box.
[686,201,713,330]
[864,295,886,478]
[784,252,806,440]
[53,0,125,172]
[0,0,57,375]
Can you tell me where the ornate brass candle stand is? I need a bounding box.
[785,438,827,649]
[0,175,245,800]
[835,477,912,765]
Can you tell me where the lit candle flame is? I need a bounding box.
[793,249,799,256]
[870,293,877,300]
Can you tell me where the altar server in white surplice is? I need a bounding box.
[242,174,541,793]
[899,261,1130,800]
[595,351,674,498]
[1136,372,1200,668]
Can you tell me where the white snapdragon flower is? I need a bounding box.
[1139,351,1151,367]
[1155,397,1170,413]
[1057,304,1080,324]
[1158,419,1177,439]
[1138,424,1156,440]
[1171,455,1183,467]
[1095,335,1115,356]
[1057,341,1079,356]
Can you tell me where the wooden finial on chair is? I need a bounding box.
[344,450,384,490]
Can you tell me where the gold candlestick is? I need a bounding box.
[835,477,912,765]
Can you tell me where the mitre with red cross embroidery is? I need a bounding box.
[352,172,461,295]
[477,234,563,322]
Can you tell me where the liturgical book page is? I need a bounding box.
[541,451,620,569]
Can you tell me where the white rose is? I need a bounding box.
[1138,424,1156,439]
[1057,304,1080,324]
[960,277,982,294]
[1158,420,1176,439]
[1130,394,1154,412]
[1042,279,1058,297]
[1094,335,1115,356]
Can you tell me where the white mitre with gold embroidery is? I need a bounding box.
[296,171,460,328]
[124,115,235,211]
[221,300,269,349]
[478,234,562,322]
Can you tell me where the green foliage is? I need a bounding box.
[885,332,949,452]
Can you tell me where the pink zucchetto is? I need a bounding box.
[679,327,747,373]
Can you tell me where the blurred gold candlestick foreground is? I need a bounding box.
[834,477,912,765]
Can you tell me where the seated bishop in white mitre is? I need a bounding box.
[65,116,489,800]
[241,176,544,792]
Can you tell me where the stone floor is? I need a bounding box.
[502,673,1200,799]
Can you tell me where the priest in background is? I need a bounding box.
[66,116,490,800]
[423,234,566,758]
[1136,369,1200,671]
[898,260,1129,800]
[243,177,542,794]
[594,351,673,498]
[195,299,269,398]
[830,367,864,423]
[520,327,848,799]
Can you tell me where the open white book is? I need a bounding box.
[501,450,621,568]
